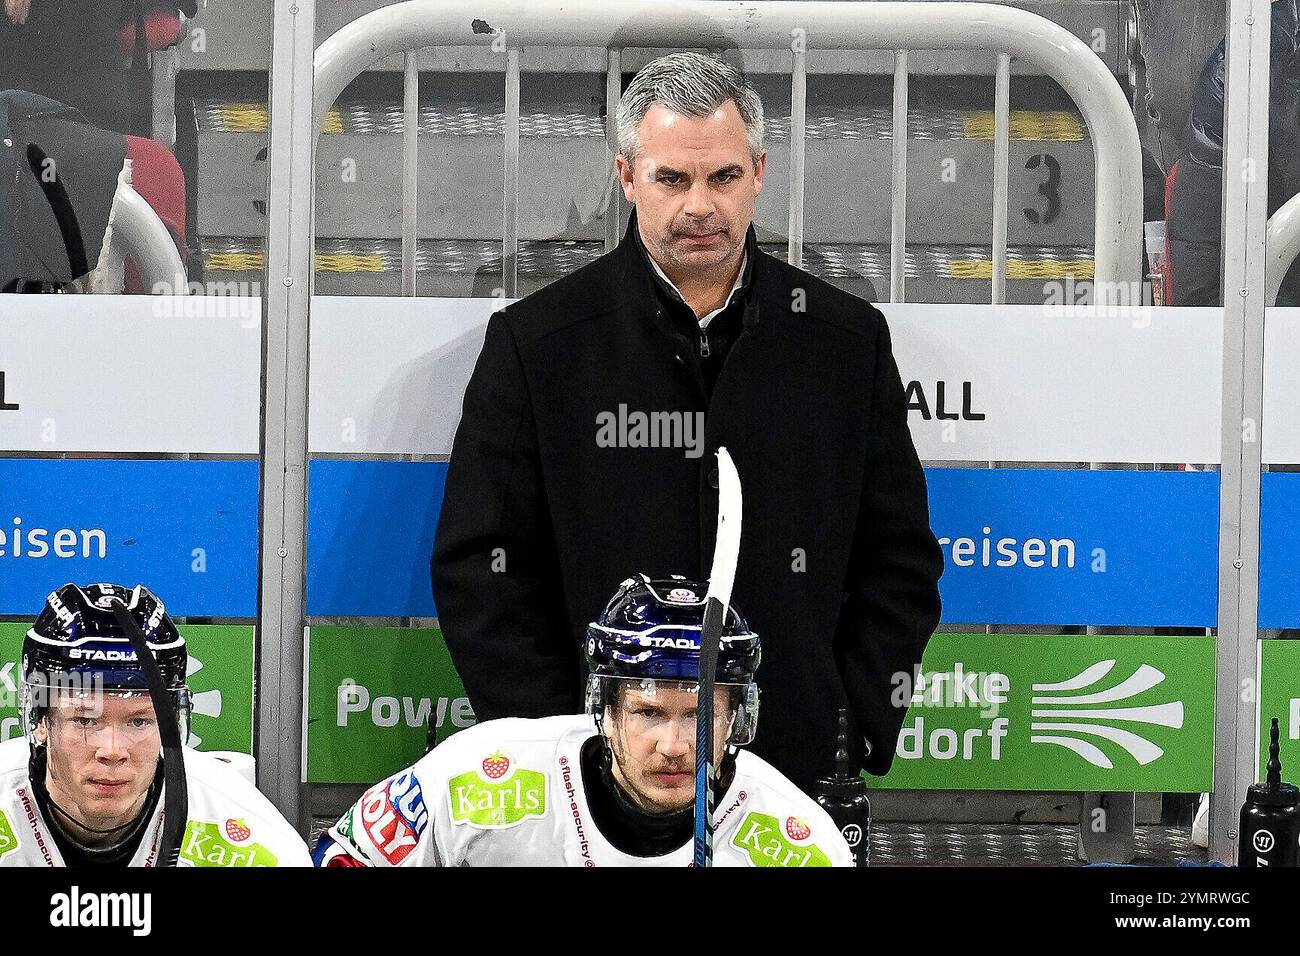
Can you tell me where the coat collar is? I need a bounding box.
[615,207,762,332]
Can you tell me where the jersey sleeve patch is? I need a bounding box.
[358,769,430,864]
[730,811,833,868]
[0,809,19,862]
[447,750,548,829]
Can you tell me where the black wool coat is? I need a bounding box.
[432,211,944,791]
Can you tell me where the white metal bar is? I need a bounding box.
[402,52,419,296]
[504,46,520,298]
[311,1,1144,292]
[108,163,187,294]
[259,0,316,833]
[991,52,1011,305]
[605,47,623,253]
[150,46,180,150]
[1212,0,1273,866]
[890,50,908,302]
[1265,193,1300,304]
[788,44,807,268]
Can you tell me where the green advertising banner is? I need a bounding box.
[306,626,474,783]
[867,633,1216,792]
[0,623,254,753]
[1259,639,1300,780]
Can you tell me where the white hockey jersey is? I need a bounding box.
[0,738,311,867]
[317,714,854,867]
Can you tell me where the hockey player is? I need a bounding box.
[0,583,311,867]
[315,575,854,867]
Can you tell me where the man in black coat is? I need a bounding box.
[432,51,943,792]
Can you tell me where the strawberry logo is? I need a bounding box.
[481,752,511,780]
[224,818,251,843]
[785,816,811,841]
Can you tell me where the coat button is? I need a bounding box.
[708,466,719,489]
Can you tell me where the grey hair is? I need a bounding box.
[616,52,765,166]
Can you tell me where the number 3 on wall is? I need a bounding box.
[1024,153,1062,226]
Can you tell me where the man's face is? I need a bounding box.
[39,693,161,831]
[615,100,766,281]
[605,680,734,814]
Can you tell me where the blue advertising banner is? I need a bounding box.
[0,459,259,616]
[306,462,1219,626]
[929,468,1219,627]
[0,457,1220,626]
[307,460,447,617]
[1260,472,1300,629]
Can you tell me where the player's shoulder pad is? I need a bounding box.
[729,750,855,866]
[411,713,593,786]
[425,713,594,759]
[182,750,312,865]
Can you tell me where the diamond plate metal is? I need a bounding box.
[195,97,1088,142]
[870,823,1209,867]
[201,235,1094,282]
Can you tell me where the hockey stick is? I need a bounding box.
[110,596,188,867]
[694,446,742,868]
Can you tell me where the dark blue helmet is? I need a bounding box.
[20,583,192,741]
[585,574,760,683]
[585,574,760,745]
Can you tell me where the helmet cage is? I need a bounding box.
[19,678,193,747]
[586,674,760,747]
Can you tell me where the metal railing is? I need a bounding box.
[106,159,188,294]
[310,0,1143,302]
[1266,192,1300,305]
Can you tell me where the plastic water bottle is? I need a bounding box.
[1238,718,1299,867]
[814,709,871,867]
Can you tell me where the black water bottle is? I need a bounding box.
[814,709,871,867]
[1238,718,1299,867]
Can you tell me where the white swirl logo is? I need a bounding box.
[841,823,862,847]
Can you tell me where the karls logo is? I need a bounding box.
[1030,660,1184,769]
[49,887,151,936]
[732,812,831,868]
[595,404,705,459]
[448,753,547,829]
[181,821,279,867]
